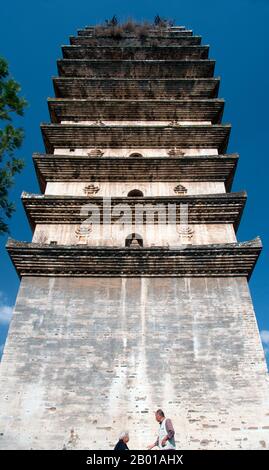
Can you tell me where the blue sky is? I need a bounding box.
[0,0,269,365]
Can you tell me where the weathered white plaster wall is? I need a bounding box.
[0,277,268,450]
[61,120,212,126]
[54,148,219,156]
[33,224,236,246]
[45,182,226,196]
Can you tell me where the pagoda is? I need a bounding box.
[0,21,268,450]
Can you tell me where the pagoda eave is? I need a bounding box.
[61,45,210,60]
[21,191,246,230]
[53,77,220,100]
[57,59,215,78]
[40,123,231,154]
[6,238,262,281]
[48,98,224,124]
[77,29,194,38]
[70,35,202,46]
[33,153,238,192]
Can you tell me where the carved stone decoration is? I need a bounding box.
[177,225,194,244]
[83,184,100,196]
[167,147,185,157]
[87,148,104,157]
[75,224,92,243]
[130,238,141,248]
[91,119,105,127]
[125,233,143,248]
[168,119,180,127]
[174,184,187,195]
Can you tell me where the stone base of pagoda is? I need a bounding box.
[0,274,268,449]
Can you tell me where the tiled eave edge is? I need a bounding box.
[40,123,231,154]
[47,98,224,124]
[56,59,215,78]
[6,238,262,281]
[69,35,202,46]
[33,153,238,192]
[61,45,210,60]
[52,77,221,100]
[21,191,246,232]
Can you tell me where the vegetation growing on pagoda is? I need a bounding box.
[93,15,175,40]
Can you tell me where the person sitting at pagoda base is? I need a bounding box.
[114,431,130,450]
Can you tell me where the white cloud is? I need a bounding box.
[260,330,269,346]
[0,305,13,325]
[0,291,13,325]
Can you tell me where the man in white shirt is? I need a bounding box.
[147,409,176,450]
